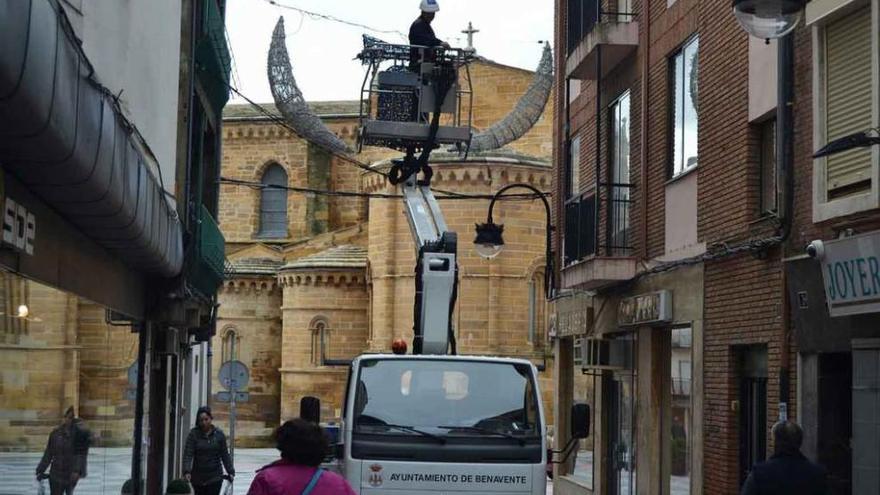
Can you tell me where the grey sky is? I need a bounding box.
[226,0,554,104]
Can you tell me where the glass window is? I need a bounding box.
[221,327,239,363]
[759,119,778,214]
[258,163,289,238]
[566,367,597,489]
[670,327,693,494]
[670,37,700,177]
[569,136,582,199]
[310,319,329,366]
[0,271,142,495]
[610,91,632,255]
[354,359,540,437]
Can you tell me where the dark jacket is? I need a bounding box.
[36,420,90,483]
[183,426,235,486]
[409,17,443,47]
[741,452,829,495]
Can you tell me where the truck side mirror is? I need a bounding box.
[571,403,590,439]
[301,396,321,424]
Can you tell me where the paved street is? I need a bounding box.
[1,449,555,494]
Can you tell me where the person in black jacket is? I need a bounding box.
[183,407,235,495]
[36,407,91,495]
[740,421,830,495]
[409,0,450,49]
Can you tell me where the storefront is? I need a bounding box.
[788,231,880,494]
[553,264,703,495]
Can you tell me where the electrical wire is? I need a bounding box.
[220,177,551,201]
[263,0,409,41]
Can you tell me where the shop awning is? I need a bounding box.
[0,0,183,278]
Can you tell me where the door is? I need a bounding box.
[607,371,636,495]
[852,343,880,494]
[737,345,768,487]
[818,353,852,494]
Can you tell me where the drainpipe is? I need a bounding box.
[776,32,795,420]
[563,75,571,274]
[132,322,149,495]
[595,42,603,255]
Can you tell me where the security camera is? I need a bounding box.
[806,240,825,260]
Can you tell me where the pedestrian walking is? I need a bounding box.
[35,406,91,495]
[246,418,356,495]
[183,406,235,495]
[740,421,830,495]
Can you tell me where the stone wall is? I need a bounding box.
[211,276,283,447]
[279,269,369,423]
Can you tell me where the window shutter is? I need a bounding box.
[825,7,873,195]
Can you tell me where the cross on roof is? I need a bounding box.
[462,22,479,51]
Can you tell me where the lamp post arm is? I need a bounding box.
[486,184,555,299]
[487,184,552,227]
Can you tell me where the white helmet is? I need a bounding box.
[420,0,440,13]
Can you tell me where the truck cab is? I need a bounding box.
[333,354,547,495]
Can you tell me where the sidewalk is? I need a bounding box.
[1,449,553,494]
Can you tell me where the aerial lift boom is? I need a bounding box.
[357,36,475,355]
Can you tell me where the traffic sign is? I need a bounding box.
[219,360,249,391]
[216,392,250,403]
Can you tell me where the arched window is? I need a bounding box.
[310,317,330,366]
[528,270,547,346]
[221,328,239,364]
[259,163,288,238]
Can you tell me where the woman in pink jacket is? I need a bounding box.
[247,418,356,495]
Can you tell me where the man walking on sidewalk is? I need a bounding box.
[36,406,91,495]
[740,421,829,495]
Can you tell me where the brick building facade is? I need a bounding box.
[213,57,558,446]
[553,1,880,495]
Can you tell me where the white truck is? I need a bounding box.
[338,354,548,494]
[306,36,589,495]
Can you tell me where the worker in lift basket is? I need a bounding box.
[409,0,450,50]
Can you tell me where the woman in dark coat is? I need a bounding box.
[183,407,235,495]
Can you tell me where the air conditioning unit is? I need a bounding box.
[581,338,632,371]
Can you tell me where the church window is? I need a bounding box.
[258,163,288,238]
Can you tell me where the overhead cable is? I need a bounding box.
[263,0,408,41]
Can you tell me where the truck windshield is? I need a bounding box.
[353,359,541,439]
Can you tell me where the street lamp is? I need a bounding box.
[474,183,555,298]
[732,0,805,40]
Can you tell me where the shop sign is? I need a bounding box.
[2,197,35,255]
[618,290,672,327]
[818,231,880,317]
[553,292,593,338]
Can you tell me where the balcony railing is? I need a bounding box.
[672,378,692,397]
[195,0,232,117]
[564,184,634,266]
[567,0,636,55]
[567,0,599,55]
[603,183,634,257]
[564,194,596,265]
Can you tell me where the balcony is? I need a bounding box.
[562,186,636,290]
[190,206,227,297]
[565,0,638,80]
[195,0,232,118]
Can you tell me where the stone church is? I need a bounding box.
[214,55,556,446]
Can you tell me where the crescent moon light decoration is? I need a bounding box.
[469,44,554,153]
[268,17,352,155]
